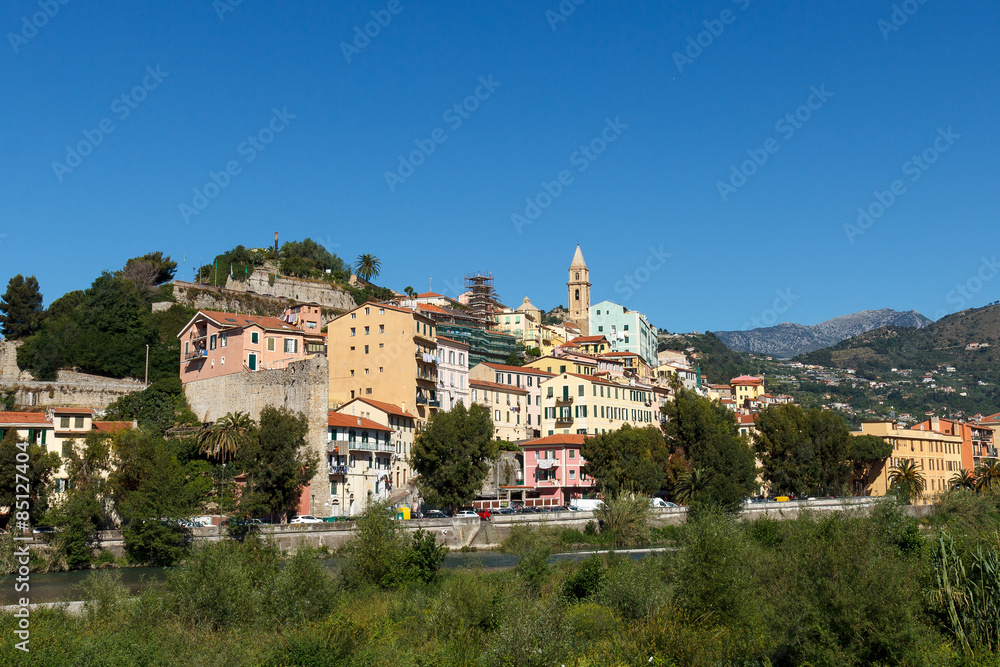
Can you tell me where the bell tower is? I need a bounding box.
[567,245,591,336]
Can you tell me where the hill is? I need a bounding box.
[716,309,932,358]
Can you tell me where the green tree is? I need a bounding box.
[104,376,198,436]
[949,468,977,491]
[975,459,1000,494]
[353,254,382,283]
[662,388,756,513]
[198,411,255,463]
[0,274,44,340]
[888,459,926,504]
[120,252,177,296]
[46,432,112,569]
[411,402,497,513]
[236,407,317,522]
[674,467,710,504]
[280,238,347,274]
[0,430,61,527]
[848,434,893,496]
[753,404,853,496]
[504,351,523,367]
[581,425,668,496]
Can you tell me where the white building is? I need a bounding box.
[435,336,470,411]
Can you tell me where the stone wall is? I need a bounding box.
[171,281,349,326]
[223,268,357,312]
[0,341,146,409]
[182,356,331,514]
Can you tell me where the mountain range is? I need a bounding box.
[714,309,933,358]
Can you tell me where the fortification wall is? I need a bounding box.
[224,271,356,311]
[182,356,331,513]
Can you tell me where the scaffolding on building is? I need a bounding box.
[465,273,497,331]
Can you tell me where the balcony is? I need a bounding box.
[184,348,207,362]
[347,440,395,453]
[328,465,348,475]
[555,395,574,405]
[555,415,574,425]
[428,399,441,408]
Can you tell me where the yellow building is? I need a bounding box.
[603,351,653,380]
[525,355,597,377]
[327,303,439,423]
[731,376,765,406]
[470,379,531,442]
[540,373,659,436]
[855,421,964,504]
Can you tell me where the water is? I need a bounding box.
[1,548,663,605]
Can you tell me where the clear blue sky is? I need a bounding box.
[2,0,998,333]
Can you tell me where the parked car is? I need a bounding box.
[476,508,492,520]
[290,515,323,524]
[455,510,479,519]
[424,510,448,519]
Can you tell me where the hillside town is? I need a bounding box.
[2,242,998,524]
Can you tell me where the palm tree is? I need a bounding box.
[949,468,976,491]
[975,459,1000,493]
[674,468,710,504]
[887,459,926,504]
[198,411,256,463]
[353,254,381,283]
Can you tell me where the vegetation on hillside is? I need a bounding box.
[659,332,768,385]
[5,495,1000,665]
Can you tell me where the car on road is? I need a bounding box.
[476,508,492,520]
[455,510,479,519]
[290,515,323,524]
[424,510,448,519]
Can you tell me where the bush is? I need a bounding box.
[515,540,552,595]
[596,493,652,547]
[562,553,605,600]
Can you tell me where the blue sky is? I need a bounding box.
[2,0,998,333]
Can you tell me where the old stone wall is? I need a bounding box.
[182,356,331,513]
[171,281,349,326]
[224,269,356,312]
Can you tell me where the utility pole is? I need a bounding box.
[145,344,150,386]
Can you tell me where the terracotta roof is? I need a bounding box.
[343,397,416,419]
[50,407,96,415]
[522,433,587,447]
[416,292,446,299]
[93,421,132,433]
[194,310,302,334]
[470,379,528,394]
[417,303,452,315]
[730,376,764,386]
[737,414,756,425]
[0,412,51,425]
[328,411,392,432]
[481,362,555,376]
[567,335,608,345]
[435,335,470,348]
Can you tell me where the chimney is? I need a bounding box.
[931,416,940,432]
[357,417,362,426]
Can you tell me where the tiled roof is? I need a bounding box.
[93,421,133,433]
[481,362,555,376]
[417,292,446,299]
[469,379,528,394]
[730,376,764,386]
[328,411,392,432]
[417,303,452,314]
[522,433,587,447]
[50,407,97,415]
[0,412,51,426]
[568,335,608,345]
[436,335,470,348]
[198,310,302,333]
[345,397,416,419]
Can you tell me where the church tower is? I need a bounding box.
[567,245,591,336]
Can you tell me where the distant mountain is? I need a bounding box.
[715,309,933,358]
[799,304,1000,375]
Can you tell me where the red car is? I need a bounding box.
[476,508,491,520]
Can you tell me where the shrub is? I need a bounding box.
[515,540,552,595]
[596,493,652,547]
[562,553,605,600]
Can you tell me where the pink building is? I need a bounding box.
[177,310,309,383]
[519,434,596,506]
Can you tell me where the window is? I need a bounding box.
[350,370,355,377]
[598,326,603,332]
[267,337,276,351]
[569,470,576,480]
[365,368,370,375]
[365,388,373,394]
[364,326,370,335]
[60,416,69,429]
[350,313,356,319]
[578,385,584,396]
[221,356,225,366]
[569,449,576,459]
[184,341,189,356]
[364,307,370,315]
[350,328,356,337]
[547,387,553,398]
[379,308,385,315]
[210,334,217,350]
[220,333,227,347]
[250,332,259,344]
[379,324,385,334]
[495,410,501,421]
[74,416,84,429]
[379,367,383,373]
[364,345,369,354]
[284,338,298,354]
[62,442,73,457]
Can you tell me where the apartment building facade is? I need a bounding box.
[327,303,439,422]
[469,379,530,442]
[337,397,418,495]
[435,336,470,411]
[540,373,661,436]
[325,412,395,517]
[520,434,597,506]
[588,300,657,366]
[856,421,964,504]
[469,362,554,439]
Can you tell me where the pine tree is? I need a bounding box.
[0,274,44,340]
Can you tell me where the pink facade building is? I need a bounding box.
[177,309,310,383]
[519,433,597,506]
